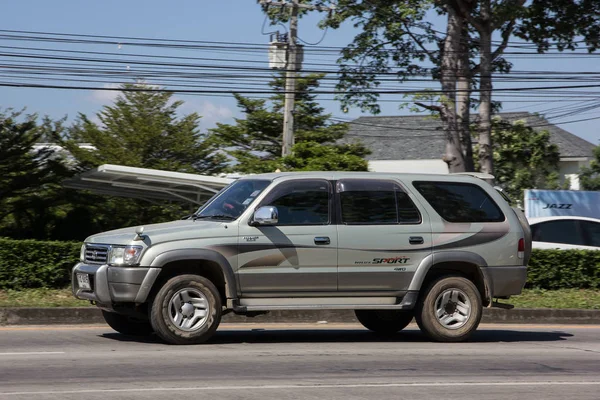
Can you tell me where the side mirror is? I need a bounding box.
[252,206,278,226]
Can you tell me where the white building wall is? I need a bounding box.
[369,159,449,174]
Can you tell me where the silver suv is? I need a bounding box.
[72,172,530,344]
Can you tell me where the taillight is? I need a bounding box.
[518,238,525,259]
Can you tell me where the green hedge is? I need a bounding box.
[527,249,600,290]
[0,239,599,290]
[0,238,81,289]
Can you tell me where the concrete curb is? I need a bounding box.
[1,307,600,326]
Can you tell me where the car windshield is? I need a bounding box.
[193,179,271,220]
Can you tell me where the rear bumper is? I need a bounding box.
[481,265,527,298]
[72,263,160,304]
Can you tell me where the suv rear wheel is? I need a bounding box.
[355,310,413,334]
[150,274,222,345]
[101,310,154,336]
[415,276,482,342]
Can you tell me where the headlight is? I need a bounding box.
[108,245,143,266]
[80,244,86,262]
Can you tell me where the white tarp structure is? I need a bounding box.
[64,164,233,205]
[524,189,600,219]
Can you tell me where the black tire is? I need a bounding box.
[355,310,414,334]
[101,310,154,336]
[149,274,222,345]
[415,275,482,342]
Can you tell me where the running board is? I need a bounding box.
[232,292,418,313]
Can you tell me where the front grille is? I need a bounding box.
[84,244,110,264]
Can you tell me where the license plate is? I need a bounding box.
[76,273,91,290]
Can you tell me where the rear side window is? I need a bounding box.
[337,179,421,225]
[413,181,504,223]
[531,220,585,246]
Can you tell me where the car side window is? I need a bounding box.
[258,179,331,226]
[531,220,585,246]
[580,221,600,247]
[413,181,504,223]
[337,179,421,225]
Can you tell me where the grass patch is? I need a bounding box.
[0,288,93,308]
[511,289,600,309]
[0,288,599,309]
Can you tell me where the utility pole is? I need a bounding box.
[259,0,335,157]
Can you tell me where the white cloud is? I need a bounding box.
[89,83,121,104]
[177,98,236,129]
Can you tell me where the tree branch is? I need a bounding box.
[452,0,484,32]
[402,21,438,65]
[415,102,442,112]
[492,20,516,60]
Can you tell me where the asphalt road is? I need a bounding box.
[0,323,599,399]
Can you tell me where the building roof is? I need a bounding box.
[63,164,233,205]
[343,112,596,161]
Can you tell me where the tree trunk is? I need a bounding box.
[456,25,475,172]
[477,0,494,176]
[440,6,467,173]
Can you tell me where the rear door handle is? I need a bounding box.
[409,236,424,245]
[314,236,331,245]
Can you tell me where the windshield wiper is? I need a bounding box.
[192,214,236,221]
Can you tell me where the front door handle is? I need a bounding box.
[314,236,331,245]
[409,236,424,245]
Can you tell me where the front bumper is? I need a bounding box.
[72,263,160,304]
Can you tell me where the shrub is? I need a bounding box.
[0,238,80,289]
[527,249,600,289]
[0,239,599,291]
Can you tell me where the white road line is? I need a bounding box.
[1,381,600,395]
[0,352,65,356]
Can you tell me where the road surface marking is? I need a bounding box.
[1,381,600,395]
[0,352,64,356]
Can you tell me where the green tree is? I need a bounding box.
[54,83,228,237]
[274,1,599,176]
[0,110,73,239]
[63,83,226,174]
[210,74,369,173]
[579,146,600,191]
[475,118,561,204]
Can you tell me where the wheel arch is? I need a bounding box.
[142,249,238,304]
[409,252,491,306]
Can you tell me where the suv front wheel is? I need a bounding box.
[415,276,482,342]
[150,274,222,345]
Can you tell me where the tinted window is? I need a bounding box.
[338,179,421,225]
[531,220,585,246]
[260,180,330,225]
[196,179,270,220]
[580,221,600,247]
[414,181,504,223]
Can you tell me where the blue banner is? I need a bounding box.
[524,189,600,219]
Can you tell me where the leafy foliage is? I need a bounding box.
[209,74,369,173]
[476,118,561,203]
[0,238,81,289]
[579,146,600,191]
[527,249,600,290]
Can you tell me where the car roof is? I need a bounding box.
[238,171,486,184]
[528,216,600,224]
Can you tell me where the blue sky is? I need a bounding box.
[1,0,598,145]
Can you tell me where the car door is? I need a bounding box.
[336,179,432,293]
[237,179,338,295]
[581,220,600,249]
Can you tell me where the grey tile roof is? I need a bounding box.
[342,112,596,161]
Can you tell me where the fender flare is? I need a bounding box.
[147,249,238,300]
[408,251,491,302]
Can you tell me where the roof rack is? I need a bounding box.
[451,172,495,180]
